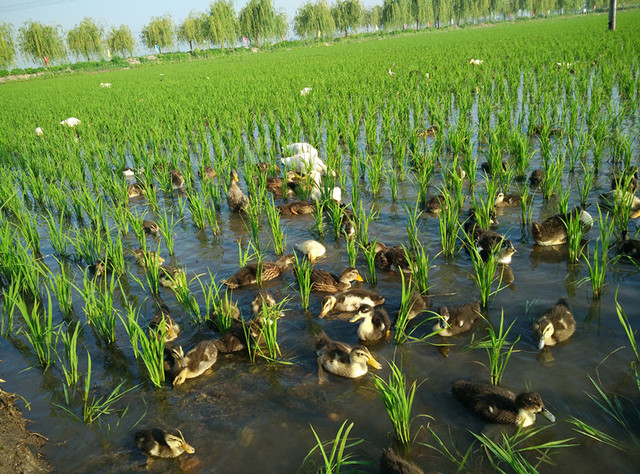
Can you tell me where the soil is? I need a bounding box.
[0,388,48,473]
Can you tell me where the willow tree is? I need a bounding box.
[67,17,103,61]
[331,0,362,37]
[18,21,66,66]
[178,11,208,51]
[0,23,15,69]
[432,0,450,27]
[141,15,174,53]
[411,0,433,28]
[363,5,382,30]
[294,0,335,39]
[381,0,410,30]
[239,0,286,47]
[107,25,134,57]
[206,0,238,49]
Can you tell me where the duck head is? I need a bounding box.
[350,345,382,369]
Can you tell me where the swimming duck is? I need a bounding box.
[406,290,428,320]
[349,304,392,342]
[480,161,507,175]
[199,166,217,181]
[418,125,438,138]
[223,254,295,289]
[611,166,638,192]
[142,220,160,236]
[132,249,165,268]
[619,230,640,260]
[149,307,180,342]
[135,428,195,458]
[171,340,218,387]
[531,207,593,246]
[452,380,555,427]
[433,301,481,336]
[309,267,364,293]
[264,173,299,198]
[128,182,152,198]
[426,194,445,214]
[374,242,412,272]
[315,331,382,380]
[170,170,185,190]
[295,240,326,263]
[529,169,544,187]
[277,200,317,216]
[251,292,278,316]
[320,289,385,318]
[599,189,640,213]
[494,192,523,208]
[464,220,516,264]
[532,298,576,349]
[227,170,249,212]
[158,265,185,289]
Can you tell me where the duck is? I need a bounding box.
[295,240,326,263]
[349,304,392,342]
[135,428,195,458]
[531,207,593,246]
[320,289,385,318]
[315,331,382,380]
[426,194,445,214]
[532,298,576,349]
[374,242,412,272]
[142,219,160,236]
[223,254,295,289]
[464,219,516,264]
[251,292,278,316]
[406,290,428,320]
[529,169,544,186]
[452,380,555,427]
[433,301,481,336]
[380,447,424,474]
[132,249,165,268]
[309,267,364,293]
[480,161,507,175]
[60,117,81,128]
[170,170,185,190]
[494,192,522,208]
[281,143,330,176]
[277,200,317,216]
[599,188,640,213]
[418,125,438,138]
[619,230,640,260]
[149,307,180,342]
[199,166,217,181]
[128,182,152,198]
[264,172,299,198]
[158,265,185,289]
[227,170,249,212]
[171,340,218,387]
[611,166,638,192]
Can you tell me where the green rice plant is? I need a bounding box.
[473,178,499,229]
[564,213,585,264]
[583,206,613,299]
[541,151,564,199]
[171,271,201,320]
[245,198,262,251]
[372,358,423,448]
[403,200,422,251]
[422,426,474,471]
[557,187,571,215]
[509,128,534,180]
[301,420,368,474]
[615,292,639,391]
[244,297,287,363]
[156,208,180,256]
[354,201,378,247]
[1,278,20,336]
[187,191,207,230]
[484,311,520,386]
[471,426,576,473]
[78,270,118,345]
[366,150,384,196]
[463,228,504,308]
[395,272,417,344]
[518,185,534,228]
[610,173,635,239]
[199,274,236,332]
[361,240,378,285]
[326,199,344,240]
[108,202,130,235]
[16,209,40,253]
[437,190,460,258]
[12,287,55,370]
[406,242,431,296]
[44,210,69,257]
[385,163,399,202]
[293,251,312,311]
[74,226,104,266]
[49,262,74,316]
[55,321,82,389]
[311,200,325,238]
[265,196,287,255]
[577,162,595,207]
[345,232,357,267]
[568,417,627,453]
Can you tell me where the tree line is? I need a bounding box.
[0,0,596,68]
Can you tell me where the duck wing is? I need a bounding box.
[224,264,258,288]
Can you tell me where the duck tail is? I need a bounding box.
[315,330,331,350]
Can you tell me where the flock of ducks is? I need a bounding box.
[128,142,639,466]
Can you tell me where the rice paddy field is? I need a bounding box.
[1,10,640,473]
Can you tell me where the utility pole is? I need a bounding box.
[608,0,617,31]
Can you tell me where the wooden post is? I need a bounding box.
[608,0,617,31]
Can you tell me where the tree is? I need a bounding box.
[331,0,362,37]
[0,23,15,69]
[381,0,410,30]
[67,17,103,61]
[206,0,238,49]
[239,0,286,47]
[294,1,335,39]
[411,0,433,28]
[363,6,382,31]
[177,11,208,51]
[107,25,134,57]
[141,15,174,53]
[608,0,616,30]
[18,21,66,66]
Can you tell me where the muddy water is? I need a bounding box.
[2,134,640,472]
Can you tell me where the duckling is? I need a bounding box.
[464,220,516,264]
[227,170,249,212]
[533,298,576,350]
[529,169,544,186]
[170,170,185,190]
[123,167,144,181]
[135,428,195,458]
[426,194,445,214]
[374,242,411,272]
[315,331,382,381]
[223,254,295,289]
[171,340,218,387]
[480,161,507,175]
[251,292,277,316]
[349,304,391,342]
[320,289,385,318]
[452,380,555,427]
[433,301,481,336]
[262,170,300,198]
[494,192,523,208]
[531,207,593,246]
[417,125,438,138]
[142,219,160,236]
[128,182,152,198]
[277,200,317,216]
[199,166,217,181]
[158,265,185,289]
[149,307,180,342]
[309,267,363,293]
[295,240,326,263]
[380,447,424,474]
[407,289,428,320]
[619,230,640,260]
[132,249,165,268]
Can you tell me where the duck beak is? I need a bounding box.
[540,407,555,423]
[355,273,364,282]
[166,326,178,341]
[367,356,382,369]
[538,338,545,350]
[349,313,364,323]
[181,441,196,454]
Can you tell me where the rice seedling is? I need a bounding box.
[74,227,104,266]
[577,162,595,207]
[361,240,378,285]
[1,278,20,337]
[55,321,82,389]
[583,206,614,299]
[187,191,208,230]
[244,297,287,363]
[354,201,379,247]
[264,196,287,255]
[371,358,423,448]
[484,311,519,386]
[171,271,201,320]
[44,210,69,258]
[293,251,312,311]
[509,128,534,180]
[301,420,368,473]
[245,199,262,251]
[345,232,357,267]
[156,209,180,256]
[403,200,422,251]
[48,262,74,316]
[541,151,565,199]
[12,288,55,370]
[473,179,499,229]
[199,274,236,332]
[437,190,460,259]
[463,229,504,308]
[77,270,119,346]
[406,242,431,297]
[325,199,344,240]
[422,426,474,471]
[518,185,534,229]
[385,163,399,202]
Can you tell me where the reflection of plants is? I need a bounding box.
[301,420,368,474]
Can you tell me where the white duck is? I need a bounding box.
[295,240,326,263]
[60,117,81,127]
